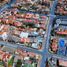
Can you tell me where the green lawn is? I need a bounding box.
[24,63,37,67]
[24,63,32,67]
[0,65,4,67]
[0,61,4,67]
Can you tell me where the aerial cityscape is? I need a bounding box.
[0,0,67,67]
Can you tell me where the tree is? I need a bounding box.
[8,56,14,67]
[16,59,22,67]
